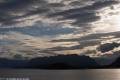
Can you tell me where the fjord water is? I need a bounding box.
[0,69,120,80]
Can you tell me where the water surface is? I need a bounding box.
[0,69,120,80]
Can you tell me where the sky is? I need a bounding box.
[0,0,120,63]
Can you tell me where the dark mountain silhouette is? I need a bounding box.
[0,58,28,68]
[0,55,120,69]
[1,54,120,69]
[106,57,120,68]
[0,54,99,69]
[28,54,99,69]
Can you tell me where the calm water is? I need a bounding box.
[0,69,120,80]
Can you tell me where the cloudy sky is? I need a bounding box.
[1,0,120,63]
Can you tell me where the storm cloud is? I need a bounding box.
[97,42,120,53]
[0,0,118,27]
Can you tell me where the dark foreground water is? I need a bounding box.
[0,69,120,80]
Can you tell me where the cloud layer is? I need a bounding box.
[0,0,118,27]
[0,0,120,64]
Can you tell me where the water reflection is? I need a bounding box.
[0,69,120,80]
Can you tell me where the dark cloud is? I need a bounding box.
[48,0,118,26]
[69,1,84,6]
[44,40,101,52]
[48,3,65,7]
[47,31,120,53]
[113,51,120,55]
[0,0,118,26]
[97,42,120,53]
[51,31,120,42]
[0,0,47,11]
[0,0,49,26]
[49,0,118,17]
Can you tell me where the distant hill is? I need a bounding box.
[0,54,99,69]
[0,58,28,68]
[106,57,120,68]
[28,54,99,69]
[3,54,120,69]
[1,54,120,69]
